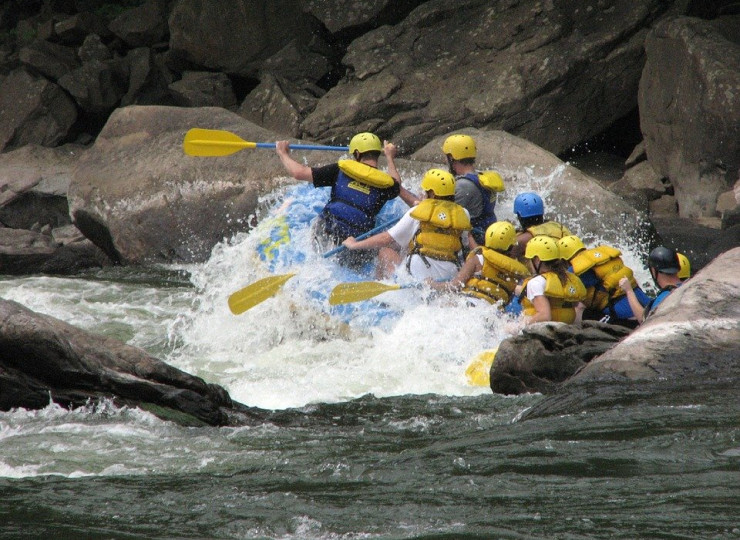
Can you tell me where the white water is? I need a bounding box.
[0,166,654,411]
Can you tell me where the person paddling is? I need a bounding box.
[428,221,530,310]
[510,236,587,329]
[619,246,683,324]
[275,132,417,269]
[342,169,471,281]
[557,235,651,328]
[512,192,572,259]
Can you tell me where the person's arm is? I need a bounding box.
[343,231,398,251]
[275,140,313,181]
[619,276,645,323]
[574,301,586,325]
[512,231,532,260]
[383,140,419,207]
[526,295,552,324]
[428,252,481,291]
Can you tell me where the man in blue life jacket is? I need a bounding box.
[442,134,501,248]
[276,133,417,269]
[619,246,683,324]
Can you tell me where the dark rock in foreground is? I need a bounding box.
[0,299,263,426]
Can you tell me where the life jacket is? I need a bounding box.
[525,221,572,239]
[520,271,587,324]
[643,284,678,320]
[408,199,471,265]
[570,245,638,312]
[322,160,395,238]
[462,247,530,306]
[459,172,501,233]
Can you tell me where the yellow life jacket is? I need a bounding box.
[477,171,505,193]
[409,199,471,263]
[521,271,587,324]
[337,160,395,189]
[526,221,572,239]
[570,245,638,311]
[462,247,530,305]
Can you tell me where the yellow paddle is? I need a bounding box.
[228,273,296,315]
[183,128,349,157]
[328,281,410,305]
[464,348,498,387]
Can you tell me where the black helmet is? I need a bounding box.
[648,246,680,274]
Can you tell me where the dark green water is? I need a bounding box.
[2,388,738,540]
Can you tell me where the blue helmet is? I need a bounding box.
[514,192,544,218]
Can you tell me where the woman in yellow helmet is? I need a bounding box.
[342,169,471,281]
[275,132,417,269]
[429,221,530,310]
[516,236,587,325]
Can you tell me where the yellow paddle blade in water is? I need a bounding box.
[227,273,296,315]
[183,128,256,157]
[328,281,403,305]
[465,348,498,387]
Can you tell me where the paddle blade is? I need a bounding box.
[228,273,295,315]
[328,281,402,305]
[183,128,256,157]
[465,348,498,387]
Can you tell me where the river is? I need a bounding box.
[1,177,738,539]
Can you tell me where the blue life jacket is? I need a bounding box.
[461,172,497,233]
[322,169,390,238]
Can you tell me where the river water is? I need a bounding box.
[1,174,738,539]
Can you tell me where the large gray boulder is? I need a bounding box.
[0,299,261,426]
[300,0,687,154]
[67,105,340,264]
[639,15,740,218]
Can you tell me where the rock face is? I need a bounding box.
[0,299,260,426]
[300,0,686,153]
[565,246,740,384]
[67,105,336,264]
[490,321,631,395]
[639,15,740,218]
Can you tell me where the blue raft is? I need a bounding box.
[252,183,410,329]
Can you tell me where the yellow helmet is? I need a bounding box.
[524,235,560,261]
[677,252,691,279]
[349,132,382,155]
[557,235,586,261]
[485,221,516,251]
[442,134,476,160]
[420,168,456,197]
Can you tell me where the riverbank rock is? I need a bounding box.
[0,299,262,426]
[489,321,631,395]
[639,15,740,219]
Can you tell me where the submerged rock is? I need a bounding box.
[0,299,263,426]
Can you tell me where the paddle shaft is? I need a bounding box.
[323,217,402,258]
[256,142,348,151]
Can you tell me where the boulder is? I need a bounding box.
[639,15,740,218]
[108,0,168,48]
[67,105,340,264]
[0,68,78,152]
[489,321,631,395]
[0,299,262,426]
[0,227,112,275]
[564,246,740,385]
[300,0,687,154]
[412,129,653,249]
[169,71,237,108]
[168,0,334,83]
[0,144,85,230]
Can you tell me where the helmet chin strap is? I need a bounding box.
[532,258,542,275]
[650,267,660,289]
[446,155,455,174]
